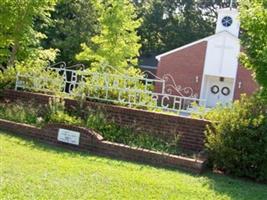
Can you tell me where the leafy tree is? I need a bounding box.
[239,0,267,95]
[134,0,238,56]
[135,0,166,56]
[38,0,99,65]
[76,0,141,70]
[0,0,57,68]
[197,0,238,14]
[162,0,215,53]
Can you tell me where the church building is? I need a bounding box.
[155,8,258,108]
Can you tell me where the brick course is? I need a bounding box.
[156,41,207,97]
[1,89,210,152]
[234,64,259,100]
[0,118,206,173]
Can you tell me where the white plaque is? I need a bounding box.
[57,129,80,145]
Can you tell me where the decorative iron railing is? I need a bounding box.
[15,62,206,115]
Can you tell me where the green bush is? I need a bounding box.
[205,95,267,181]
[45,97,82,126]
[0,64,64,94]
[84,111,181,155]
[0,101,43,126]
[0,49,60,91]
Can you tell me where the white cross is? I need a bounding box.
[222,0,234,9]
[215,43,233,51]
[215,37,233,74]
[230,0,233,9]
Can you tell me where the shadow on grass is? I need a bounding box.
[1,131,267,200]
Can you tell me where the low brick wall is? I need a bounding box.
[0,119,206,173]
[1,89,210,152]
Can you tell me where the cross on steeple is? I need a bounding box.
[222,0,235,9]
[230,0,233,9]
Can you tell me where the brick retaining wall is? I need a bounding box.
[1,89,210,152]
[0,119,206,173]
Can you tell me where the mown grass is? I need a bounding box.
[0,132,266,200]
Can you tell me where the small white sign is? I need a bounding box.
[57,128,80,145]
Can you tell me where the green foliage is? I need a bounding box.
[0,101,42,126]
[49,110,82,126]
[45,97,82,125]
[0,0,57,67]
[205,95,267,181]
[0,0,60,95]
[0,99,181,155]
[134,0,228,56]
[76,0,141,69]
[84,110,181,155]
[37,0,99,65]
[0,50,63,93]
[239,0,267,95]
[0,98,82,127]
[73,65,156,110]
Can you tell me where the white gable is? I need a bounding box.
[156,31,239,61]
[203,31,240,78]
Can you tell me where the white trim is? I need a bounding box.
[199,42,210,100]
[230,77,236,102]
[231,44,241,100]
[156,31,239,60]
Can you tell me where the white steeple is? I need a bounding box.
[215,8,240,37]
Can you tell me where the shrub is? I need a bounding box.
[0,101,43,126]
[0,49,60,91]
[205,95,267,181]
[15,64,64,95]
[45,97,82,126]
[49,110,82,126]
[84,110,181,155]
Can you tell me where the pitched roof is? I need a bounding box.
[156,31,239,60]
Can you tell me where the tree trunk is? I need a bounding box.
[7,42,19,67]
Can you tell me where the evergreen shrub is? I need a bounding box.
[205,95,267,181]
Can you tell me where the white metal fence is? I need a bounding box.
[15,62,206,115]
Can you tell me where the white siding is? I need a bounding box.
[203,32,240,78]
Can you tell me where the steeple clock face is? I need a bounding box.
[221,16,233,27]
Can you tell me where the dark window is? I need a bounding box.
[222,16,233,27]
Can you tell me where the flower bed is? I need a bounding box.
[2,89,209,153]
[0,99,185,156]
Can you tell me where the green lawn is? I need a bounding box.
[0,132,266,200]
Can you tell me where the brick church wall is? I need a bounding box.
[234,64,259,100]
[156,41,207,97]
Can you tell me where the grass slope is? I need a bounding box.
[0,132,266,200]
